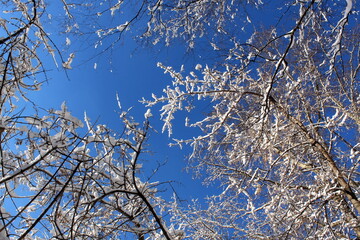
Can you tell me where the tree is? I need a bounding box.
[143,0,360,239]
[0,1,179,239]
[1,0,360,239]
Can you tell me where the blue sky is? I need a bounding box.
[5,1,360,238]
[25,14,221,204]
[21,0,325,211]
[16,0,314,211]
[23,0,286,205]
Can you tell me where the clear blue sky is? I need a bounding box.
[26,12,220,203]
[24,0,290,205]
[21,0,285,206]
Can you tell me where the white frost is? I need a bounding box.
[62,53,75,69]
[116,22,129,31]
[65,37,71,46]
[144,109,152,119]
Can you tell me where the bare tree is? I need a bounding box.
[143,0,360,239]
[0,1,180,239]
[2,0,360,239]
[0,105,177,239]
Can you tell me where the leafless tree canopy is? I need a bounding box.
[1,0,359,239]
